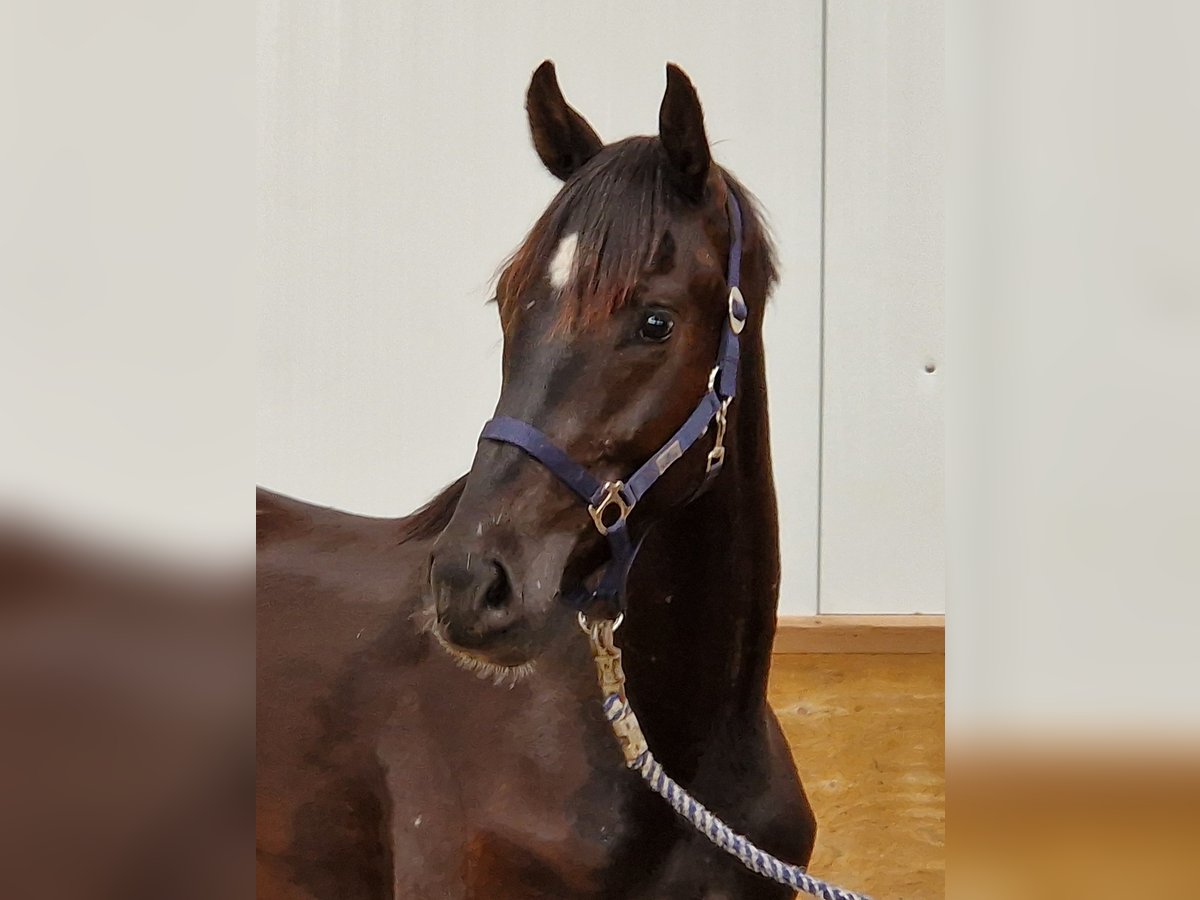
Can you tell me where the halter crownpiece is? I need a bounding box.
[478,186,747,619]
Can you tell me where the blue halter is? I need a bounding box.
[479,189,746,620]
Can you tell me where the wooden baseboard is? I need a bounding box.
[773,615,944,654]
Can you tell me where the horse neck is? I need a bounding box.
[621,328,781,754]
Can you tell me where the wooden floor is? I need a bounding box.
[767,653,945,899]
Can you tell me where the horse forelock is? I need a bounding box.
[496,137,777,334]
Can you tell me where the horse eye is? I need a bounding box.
[639,310,675,342]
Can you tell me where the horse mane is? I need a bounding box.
[395,474,468,545]
[498,136,778,331]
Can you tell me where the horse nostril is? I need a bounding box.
[483,562,511,610]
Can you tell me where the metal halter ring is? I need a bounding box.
[728,286,747,334]
[578,610,624,635]
[588,481,631,535]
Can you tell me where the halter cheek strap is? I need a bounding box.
[479,189,746,619]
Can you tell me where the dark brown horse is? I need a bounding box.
[257,61,816,899]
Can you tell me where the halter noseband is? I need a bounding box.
[478,189,746,620]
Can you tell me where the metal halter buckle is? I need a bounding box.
[728,286,746,334]
[588,481,631,535]
[706,398,731,473]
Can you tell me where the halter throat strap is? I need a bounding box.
[478,188,747,618]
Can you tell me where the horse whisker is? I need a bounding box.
[430,623,536,687]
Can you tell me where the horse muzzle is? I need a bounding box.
[429,551,537,665]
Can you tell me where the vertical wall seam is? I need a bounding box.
[815,0,829,615]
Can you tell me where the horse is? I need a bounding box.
[257,60,817,899]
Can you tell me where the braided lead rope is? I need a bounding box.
[586,618,873,900]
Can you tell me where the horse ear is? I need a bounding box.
[526,60,603,181]
[658,64,712,201]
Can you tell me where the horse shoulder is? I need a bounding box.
[257,489,439,898]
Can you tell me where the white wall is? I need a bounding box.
[256,1,943,615]
[820,1,945,613]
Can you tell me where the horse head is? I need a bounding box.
[429,61,775,674]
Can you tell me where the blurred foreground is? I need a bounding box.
[0,517,252,899]
[951,747,1200,899]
